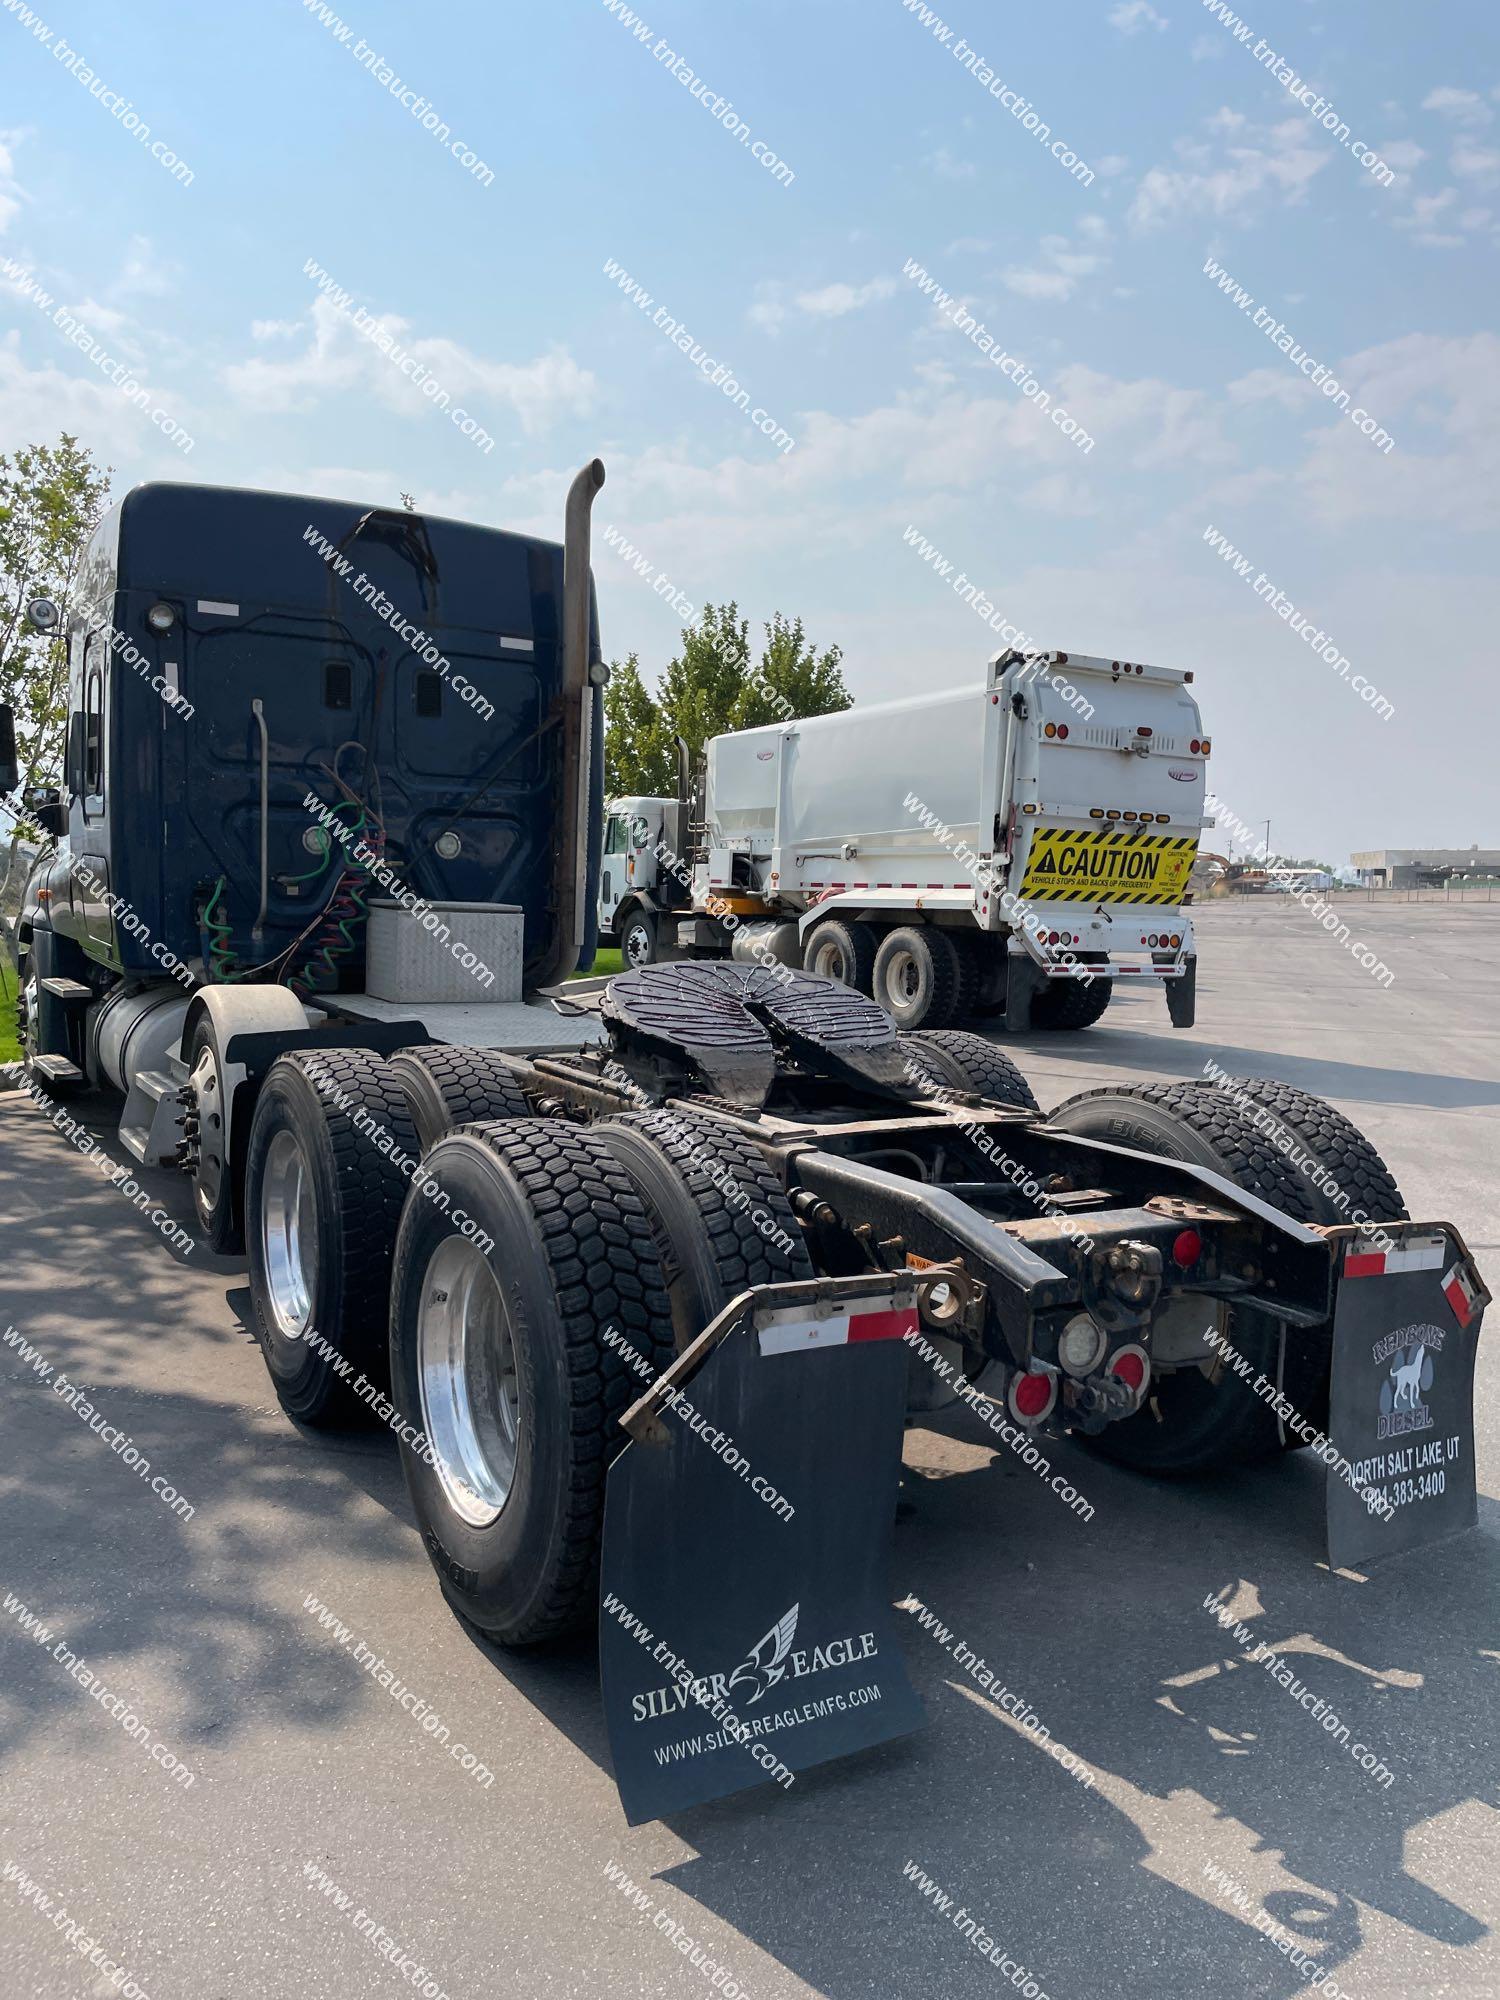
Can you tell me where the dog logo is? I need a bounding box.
[1378,1340,1436,1437]
[727,1604,799,1706]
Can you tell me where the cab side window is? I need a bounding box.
[604,814,630,855]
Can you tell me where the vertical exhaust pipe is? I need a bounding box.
[535,457,605,989]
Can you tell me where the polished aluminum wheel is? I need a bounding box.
[189,1040,226,1221]
[417,1235,520,1527]
[261,1127,317,1337]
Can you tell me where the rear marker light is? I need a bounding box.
[1190,739,1200,754]
[1044,722,1057,737]
[1090,807,1104,819]
[1059,1314,1107,1376]
[1172,1229,1203,1268]
[1057,724,1069,740]
[1106,809,1121,820]
[1156,813,1170,824]
[1009,1369,1058,1424]
[1200,738,1211,754]
[1110,1345,1150,1399]
[1169,933,1181,947]
[1136,725,1152,737]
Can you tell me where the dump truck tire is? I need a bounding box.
[1029,975,1112,1030]
[593,1108,814,1353]
[621,908,658,969]
[872,925,965,1029]
[898,1030,1040,1113]
[802,918,877,994]
[388,1045,534,1155]
[388,1119,673,1646]
[1046,1082,1325,1474]
[1192,1075,1407,1226]
[245,1048,419,1428]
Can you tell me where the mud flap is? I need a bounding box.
[1325,1225,1489,1571]
[599,1276,929,1824]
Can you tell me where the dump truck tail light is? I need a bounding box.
[1008,1369,1058,1424]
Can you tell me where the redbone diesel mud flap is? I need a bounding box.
[599,1275,929,1825]
[1324,1223,1489,1571]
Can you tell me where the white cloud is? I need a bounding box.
[1109,0,1168,32]
[1421,87,1491,125]
[250,318,306,340]
[749,276,896,333]
[1095,154,1130,177]
[1377,139,1427,172]
[1190,34,1225,61]
[224,293,595,435]
[1001,225,1111,302]
[0,131,25,237]
[1451,144,1500,183]
[793,277,898,319]
[925,146,976,181]
[1130,113,1330,228]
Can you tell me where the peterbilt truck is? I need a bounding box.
[600,653,1208,1033]
[2,462,1484,1825]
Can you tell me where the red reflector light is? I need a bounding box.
[1057,723,1069,740]
[1172,1228,1202,1268]
[1013,1371,1054,1418]
[1190,739,1201,754]
[1111,1350,1146,1392]
[1136,725,1152,736]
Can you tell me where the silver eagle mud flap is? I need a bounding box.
[599,1273,934,1824]
[1324,1222,1489,1571]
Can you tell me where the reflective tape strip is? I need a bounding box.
[1345,1234,1447,1278]
[757,1305,918,1356]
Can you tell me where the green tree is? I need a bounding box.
[0,435,112,798]
[604,601,850,798]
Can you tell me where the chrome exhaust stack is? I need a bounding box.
[535,457,605,990]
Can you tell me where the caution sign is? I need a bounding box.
[1019,828,1197,905]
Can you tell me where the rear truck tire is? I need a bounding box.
[1045,1082,1325,1474]
[1029,972,1112,1031]
[388,1045,534,1155]
[387,1119,674,1646]
[872,924,964,1030]
[187,1013,245,1253]
[245,1047,420,1428]
[801,917,877,994]
[592,1108,814,1352]
[1192,1076,1407,1226]
[897,1030,1040,1113]
[621,909,658,969]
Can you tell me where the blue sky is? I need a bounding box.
[2,0,1496,861]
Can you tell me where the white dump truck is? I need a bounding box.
[600,648,1210,1032]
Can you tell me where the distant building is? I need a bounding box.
[1350,846,1500,888]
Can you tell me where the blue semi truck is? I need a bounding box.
[0,460,1486,1822]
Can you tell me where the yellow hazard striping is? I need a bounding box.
[1019,828,1197,905]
